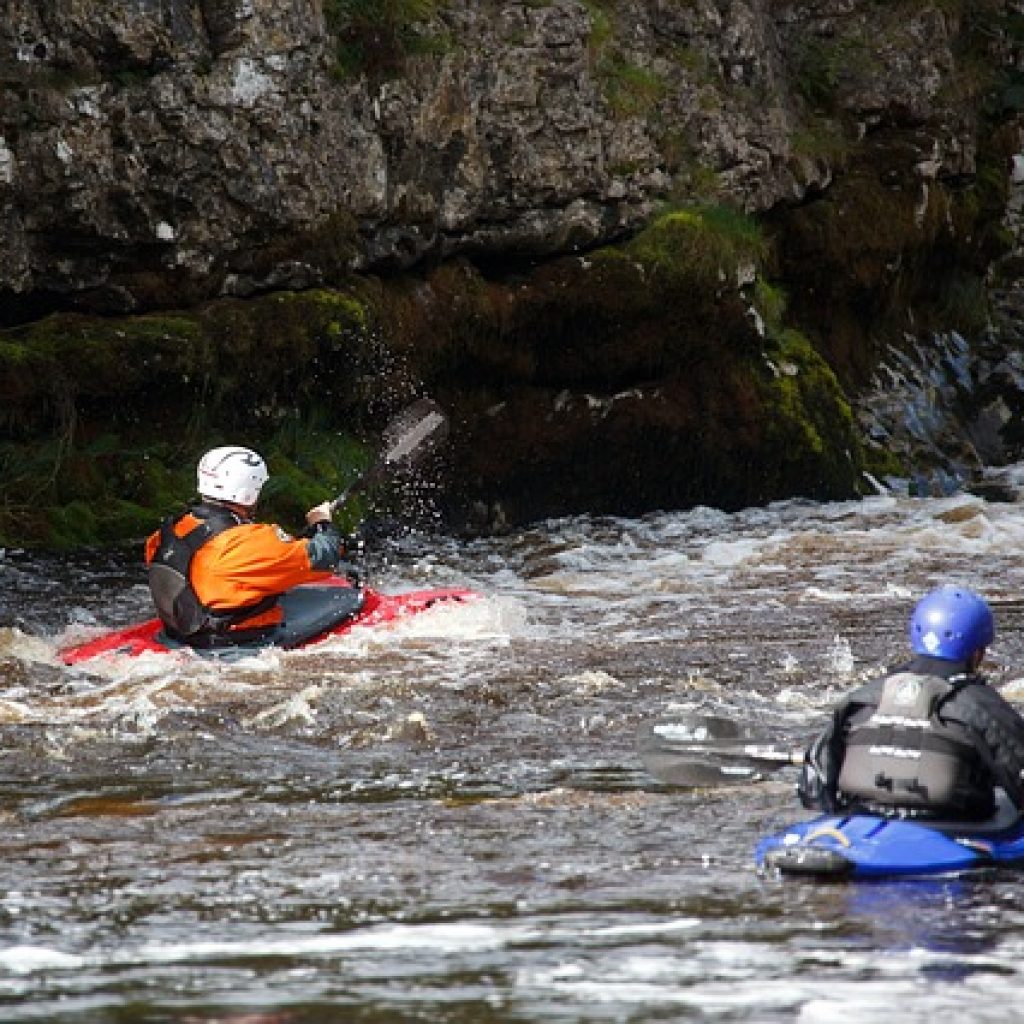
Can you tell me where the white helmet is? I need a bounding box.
[197,446,269,507]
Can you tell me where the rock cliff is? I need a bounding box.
[1,0,1022,545]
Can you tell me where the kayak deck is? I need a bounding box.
[756,794,1024,879]
[60,578,478,664]
[154,583,367,657]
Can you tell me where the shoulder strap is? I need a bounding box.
[152,511,215,574]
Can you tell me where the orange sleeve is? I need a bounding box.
[144,529,160,564]
[190,523,331,611]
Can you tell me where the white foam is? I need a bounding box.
[0,915,706,981]
[700,537,764,568]
[134,921,504,963]
[243,684,320,729]
[299,594,527,656]
[0,627,61,667]
[0,945,86,974]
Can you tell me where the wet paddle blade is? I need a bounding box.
[638,717,804,787]
[380,398,449,467]
[331,398,450,511]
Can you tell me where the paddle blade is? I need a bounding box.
[331,398,450,512]
[379,397,449,468]
[640,747,770,787]
[638,717,804,788]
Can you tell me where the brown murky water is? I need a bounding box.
[4,487,1024,1022]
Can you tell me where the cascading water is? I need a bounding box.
[858,329,994,497]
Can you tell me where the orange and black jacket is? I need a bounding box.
[145,502,343,639]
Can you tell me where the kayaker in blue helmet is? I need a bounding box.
[798,585,1024,820]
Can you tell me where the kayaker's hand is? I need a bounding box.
[306,501,333,527]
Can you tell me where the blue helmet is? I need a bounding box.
[908,586,994,661]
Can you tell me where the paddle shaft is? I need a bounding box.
[328,463,379,513]
[652,741,804,769]
[328,399,448,514]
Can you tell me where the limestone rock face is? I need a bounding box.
[2,0,981,315]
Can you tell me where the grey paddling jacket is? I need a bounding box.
[798,655,1024,819]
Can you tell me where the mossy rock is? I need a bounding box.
[615,205,769,287]
[0,288,376,432]
[0,200,873,546]
[0,287,386,548]
[757,327,864,499]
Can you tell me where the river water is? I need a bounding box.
[4,480,1024,1023]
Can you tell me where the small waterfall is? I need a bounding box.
[855,140,1024,499]
[857,329,987,496]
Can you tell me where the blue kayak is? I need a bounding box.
[756,794,1024,878]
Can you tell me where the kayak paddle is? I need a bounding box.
[638,714,805,787]
[329,397,450,513]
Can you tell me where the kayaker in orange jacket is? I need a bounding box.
[145,446,347,647]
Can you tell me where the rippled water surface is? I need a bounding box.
[5,484,1024,1022]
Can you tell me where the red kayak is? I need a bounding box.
[60,577,480,664]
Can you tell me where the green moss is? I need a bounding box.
[794,35,879,113]
[671,43,714,83]
[0,311,205,400]
[664,145,723,202]
[95,498,161,539]
[0,287,385,548]
[754,279,787,335]
[607,204,769,290]
[599,55,668,117]
[734,278,866,499]
[260,414,371,533]
[580,0,614,53]
[758,327,864,496]
[861,440,908,482]
[124,452,194,511]
[579,2,671,119]
[790,120,852,165]
[47,501,99,549]
[325,0,449,79]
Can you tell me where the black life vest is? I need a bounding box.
[836,671,991,817]
[147,505,277,641]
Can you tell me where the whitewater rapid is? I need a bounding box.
[3,486,1024,1021]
